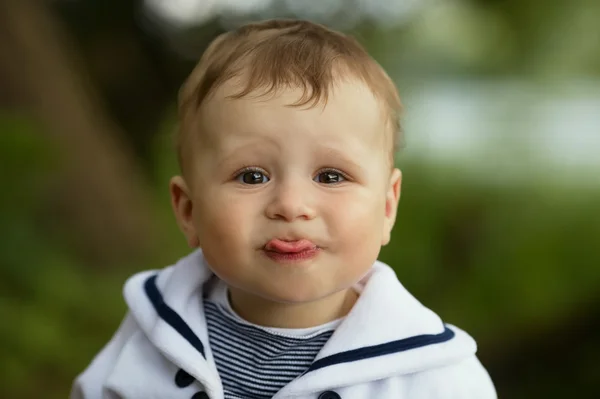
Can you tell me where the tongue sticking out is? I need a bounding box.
[265,239,316,253]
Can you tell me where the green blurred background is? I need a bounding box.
[1,0,599,397]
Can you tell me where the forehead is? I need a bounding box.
[198,77,388,153]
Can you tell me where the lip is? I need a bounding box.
[263,238,320,264]
[265,238,316,253]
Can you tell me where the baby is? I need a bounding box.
[72,19,497,399]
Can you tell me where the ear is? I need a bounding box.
[381,168,402,246]
[169,176,200,248]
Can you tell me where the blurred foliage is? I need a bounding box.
[0,114,183,399]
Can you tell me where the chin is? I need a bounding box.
[257,284,333,304]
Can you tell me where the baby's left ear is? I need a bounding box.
[382,168,402,246]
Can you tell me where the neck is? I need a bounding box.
[227,287,358,329]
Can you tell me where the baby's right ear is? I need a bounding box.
[169,176,200,248]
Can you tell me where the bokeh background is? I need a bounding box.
[1,0,599,398]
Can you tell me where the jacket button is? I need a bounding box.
[191,392,209,399]
[318,391,341,399]
[174,369,194,388]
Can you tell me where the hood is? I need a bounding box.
[122,250,478,396]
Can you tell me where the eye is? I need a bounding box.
[236,169,269,185]
[314,170,346,184]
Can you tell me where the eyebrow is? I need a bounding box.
[214,137,279,168]
[318,146,364,172]
[213,137,366,173]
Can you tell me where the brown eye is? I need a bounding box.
[237,170,269,184]
[315,171,345,184]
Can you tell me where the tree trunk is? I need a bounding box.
[0,0,160,266]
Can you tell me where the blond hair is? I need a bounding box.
[177,19,402,172]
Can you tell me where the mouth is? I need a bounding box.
[264,238,316,253]
[262,238,320,263]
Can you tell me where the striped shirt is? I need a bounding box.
[203,280,341,399]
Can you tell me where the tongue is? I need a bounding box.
[265,239,315,253]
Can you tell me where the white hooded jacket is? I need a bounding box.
[71,250,497,399]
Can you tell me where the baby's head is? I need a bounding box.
[170,19,403,317]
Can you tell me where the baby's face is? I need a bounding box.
[174,78,401,304]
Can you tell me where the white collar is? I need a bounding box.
[124,249,477,395]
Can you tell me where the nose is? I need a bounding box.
[265,179,316,222]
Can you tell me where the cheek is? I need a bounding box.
[324,189,385,249]
[193,193,258,281]
[193,193,254,250]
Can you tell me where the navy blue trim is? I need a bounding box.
[144,274,205,357]
[306,326,455,373]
